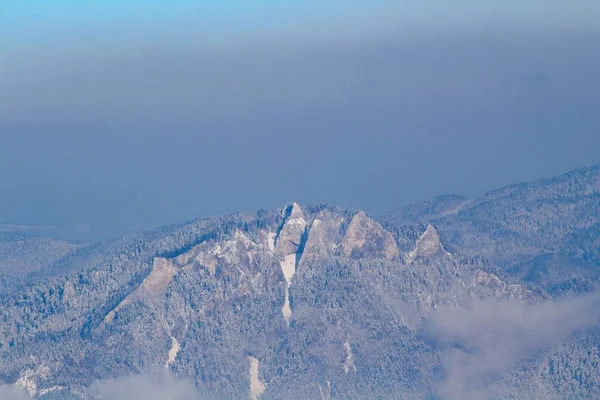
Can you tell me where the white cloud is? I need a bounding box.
[88,371,201,400]
[429,292,600,400]
[0,385,29,400]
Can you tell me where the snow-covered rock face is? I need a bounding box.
[273,203,308,324]
[301,214,345,264]
[341,211,398,260]
[181,229,263,275]
[302,219,329,261]
[274,202,307,259]
[102,257,179,326]
[141,257,179,294]
[406,225,449,263]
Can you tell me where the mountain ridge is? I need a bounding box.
[1,164,599,399]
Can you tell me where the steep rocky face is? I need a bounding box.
[341,211,398,260]
[301,219,329,261]
[299,208,345,265]
[274,203,307,261]
[406,225,448,263]
[99,256,179,328]
[273,203,308,324]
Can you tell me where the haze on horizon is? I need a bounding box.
[1,1,600,241]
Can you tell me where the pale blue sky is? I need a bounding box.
[1,2,599,240]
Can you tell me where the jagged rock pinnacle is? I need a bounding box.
[274,202,307,259]
[406,225,448,263]
[341,211,398,260]
[301,219,329,261]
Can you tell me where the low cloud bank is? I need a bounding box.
[429,292,600,399]
[1,372,201,400]
[88,372,201,400]
[0,386,29,400]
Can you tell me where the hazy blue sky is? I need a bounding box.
[1,1,600,240]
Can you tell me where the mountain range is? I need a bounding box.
[1,165,600,399]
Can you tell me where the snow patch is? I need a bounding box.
[343,338,357,373]
[280,254,297,284]
[281,286,292,325]
[248,356,266,400]
[267,232,276,253]
[165,335,181,369]
[318,380,332,400]
[279,254,297,325]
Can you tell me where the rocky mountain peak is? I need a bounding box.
[288,201,304,219]
[274,202,307,259]
[301,219,328,261]
[341,211,398,260]
[418,225,443,253]
[406,225,447,263]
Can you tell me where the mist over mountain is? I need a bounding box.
[0,165,599,399]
